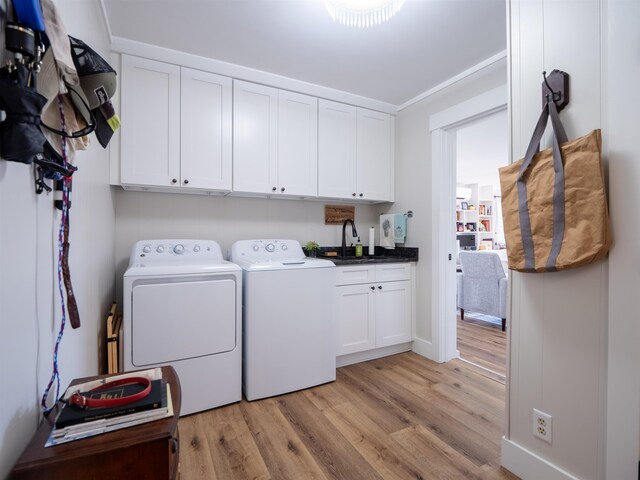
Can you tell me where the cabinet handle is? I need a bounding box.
[183,179,189,185]
[171,437,179,454]
[370,286,375,290]
[281,187,285,192]
[359,193,364,198]
[171,178,177,184]
[352,193,356,197]
[378,285,382,289]
[272,187,277,192]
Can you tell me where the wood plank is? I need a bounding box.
[194,403,271,480]
[457,313,507,377]
[177,353,518,480]
[343,361,502,466]
[240,398,329,480]
[276,391,385,480]
[325,401,447,480]
[324,205,355,225]
[178,415,219,480]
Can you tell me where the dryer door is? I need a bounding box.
[131,276,236,366]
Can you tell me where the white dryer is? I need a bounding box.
[230,239,336,401]
[123,239,241,415]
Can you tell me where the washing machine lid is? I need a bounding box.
[230,239,334,271]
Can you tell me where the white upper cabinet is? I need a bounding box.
[180,67,232,190]
[357,108,394,202]
[117,55,392,201]
[233,80,318,197]
[318,100,394,202]
[121,56,180,188]
[120,55,232,193]
[318,100,357,199]
[277,90,318,196]
[232,81,278,194]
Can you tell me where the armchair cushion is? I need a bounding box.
[457,251,507,320]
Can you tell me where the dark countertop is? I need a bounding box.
[311,246,418,266]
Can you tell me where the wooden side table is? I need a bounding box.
[10,366,181,480]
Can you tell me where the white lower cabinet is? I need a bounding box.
[336,264,413,358]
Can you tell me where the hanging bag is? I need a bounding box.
[499,100,611,272]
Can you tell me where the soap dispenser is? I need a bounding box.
[355,237,363,257]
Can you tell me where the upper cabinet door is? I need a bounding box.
[277,90,318,197]
[318,100,357,199]
[233,80,278,194]
[121,56,180,187]
[357,108,395,202]
[180,68,232,191]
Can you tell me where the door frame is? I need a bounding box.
[429,85,508,363]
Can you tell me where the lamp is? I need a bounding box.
[324,0,405,28]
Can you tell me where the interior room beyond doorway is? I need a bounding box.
[455,109,508,376]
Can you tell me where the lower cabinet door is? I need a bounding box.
[375,280,412,348]
[336,284,376,356]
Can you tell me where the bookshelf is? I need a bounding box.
[456,183,497,250]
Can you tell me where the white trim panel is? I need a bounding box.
[501,437,580,480]
[398,51,508,112]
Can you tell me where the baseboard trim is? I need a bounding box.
[501,437,580,480]
[337,343,412,367]
[411,337,439,362]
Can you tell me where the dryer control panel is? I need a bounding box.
[129,239,224,265]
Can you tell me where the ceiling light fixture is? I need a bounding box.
[324,0,405,28]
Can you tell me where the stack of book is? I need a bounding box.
[46,368,173,447]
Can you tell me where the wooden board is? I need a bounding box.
[106,302,118,374]
[324,205,355,225]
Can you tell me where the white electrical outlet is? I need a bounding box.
[533,409,553,444]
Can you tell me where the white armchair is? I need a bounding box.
[457,251,508,331]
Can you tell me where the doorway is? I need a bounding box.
[454,110,509,376]
[429,85,508,364]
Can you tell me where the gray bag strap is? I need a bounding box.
[516,100,568,271]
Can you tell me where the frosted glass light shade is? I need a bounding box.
[324,0,405,28]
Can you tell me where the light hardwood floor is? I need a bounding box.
[457,314,507,378]
[178,352,518,480]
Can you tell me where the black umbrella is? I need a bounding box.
[0,62,47,163]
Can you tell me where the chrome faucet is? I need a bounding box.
[342,219,358,257]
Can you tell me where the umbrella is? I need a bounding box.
[0,62,47,163]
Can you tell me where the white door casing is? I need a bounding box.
[429,85,508,363]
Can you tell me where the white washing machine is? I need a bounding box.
[123,239,241,415]
[230,239,336,401]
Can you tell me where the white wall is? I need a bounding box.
[0,1,115,477]
[456,108,508,191]
[394,60,507,344]
[113,191,382,303]
[503,1,639,479]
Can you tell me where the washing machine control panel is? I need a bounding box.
[230,239,304,262]
[131,239,223,264]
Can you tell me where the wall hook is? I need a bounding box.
[541,69,570,112]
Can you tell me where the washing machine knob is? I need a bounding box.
[281,244,288,251]
[193,245,201,253]
[142,245,151,254]
[252,244,260,252]
[173,244,185,254]
[265,243,275,253]
[156,245,164,253]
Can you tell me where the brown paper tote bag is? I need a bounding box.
[499,100,611,272]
